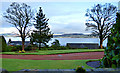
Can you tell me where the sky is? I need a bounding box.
[0,0,119,35]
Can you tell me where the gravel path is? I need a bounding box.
[1,52,104,60]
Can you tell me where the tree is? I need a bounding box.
[101,13,120,68]
[3,2,33,51]
[51,39,60,50]
[51,39,60,49]
[8,38,11,45]
[51,39,60,47]
[85,3,117,49]
[30,7,53,50]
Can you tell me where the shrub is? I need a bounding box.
[51,39,60,50]
[59,46,69,50]
[101,13,120,68]
[76,66,86,73]
[83,47,88,49]
[14,45,22,51]
[3,46,18,52]
[1,36,7,52]
[25,45,32,51]
[5,46,13,52]
[24,45,38,51]
[47,48,54,50]
[40,47,48,50]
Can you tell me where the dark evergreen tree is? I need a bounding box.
[101,13,120,68]
[30,7,53,50]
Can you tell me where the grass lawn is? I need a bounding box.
[1,49,104,55]
[1,58,95,71]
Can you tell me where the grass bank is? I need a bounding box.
[1,49,104,55]
[1,58,94,71]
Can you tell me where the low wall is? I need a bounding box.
[67,43,99,49]
[7,68,120,73]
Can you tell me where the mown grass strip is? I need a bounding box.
[1,49,104,55]
[1,58,94,71]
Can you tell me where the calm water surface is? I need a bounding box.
[5,37,107,47]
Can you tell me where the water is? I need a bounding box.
[4,37,107,47]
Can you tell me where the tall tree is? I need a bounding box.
[85,3,117,49]
[3,2,33,51]
[30,7,53,50]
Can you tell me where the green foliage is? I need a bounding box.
[24,45,32,51]
[50,39,70,50]
[4,46,18,52]
[51,39,60,46]
[3,45,22,52]
[15,45,22,50]
[76,66,86,73]
[30,7,53,50]
[5,46,13,52]
[24,45,38,51]
[83,47,88,49]
[101,13,120,68]
[1,36,7,52]
[51,39,60,50]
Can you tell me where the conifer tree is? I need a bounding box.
[31,7,53,50]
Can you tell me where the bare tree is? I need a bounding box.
[85,3,117,49]
[3,2,33,50]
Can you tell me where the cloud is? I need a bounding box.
[49,13,85,25]
[48,12,89,34]
[0,27,18,34]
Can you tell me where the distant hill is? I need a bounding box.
[0,33,98,38]
[53,33,98,38]
[0,33,19,37]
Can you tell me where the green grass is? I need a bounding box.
[1,49,104,55]
[1,58,94,71]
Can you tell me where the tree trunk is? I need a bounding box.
[22,38,25,50]
[39,43,41,50]
[100,39,103,49]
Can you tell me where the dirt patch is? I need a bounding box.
[1,52,104,60]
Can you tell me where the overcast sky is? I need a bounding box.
[0,0,118,34]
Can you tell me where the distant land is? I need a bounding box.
[0,33,20,37]
[0,33,98,38]
[53,33,98,38]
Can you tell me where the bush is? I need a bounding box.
[59,46,69,50]
[5,46,13,52]
[4,46,18,52]
[25,45,32,51]
[14,45,22,51]
[40,47,48,50]
[25,45,38,51]
[101,13,120,68]
[51,39,60,50]
[83,47,88,49]
[50,46,70,50]
[1,36,7,52]
[76,66,86,73]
